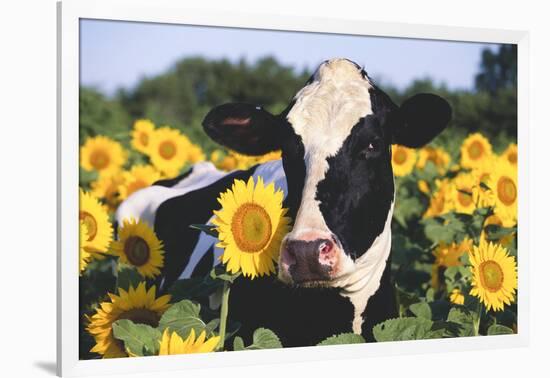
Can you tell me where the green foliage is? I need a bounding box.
[158,300,212,340]
[112,319,162,356]
[116,264,143,291]
[487,324,514,335]
[189,224,218,237]
[317,333,366,346]
[80,87,131,145]
[232,328,283,351]
[373,317,440,342]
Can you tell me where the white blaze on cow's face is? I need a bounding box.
[278,59,390,286]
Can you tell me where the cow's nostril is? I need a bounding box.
[319,240,333,255]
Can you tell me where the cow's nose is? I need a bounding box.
[280,238,337,283]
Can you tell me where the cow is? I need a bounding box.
[116,58,452,347]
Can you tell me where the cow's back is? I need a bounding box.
[115,159,287,290]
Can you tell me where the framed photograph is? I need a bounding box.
[58,0,529,376]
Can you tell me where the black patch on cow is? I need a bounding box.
[154,165,259,291]
[316,116,394,259]
[153,167,194,188]
[229,275,355,347]
[392,93,452,148]
[280,127,306,221]
[191,245,214,278]
[202,103,283,156]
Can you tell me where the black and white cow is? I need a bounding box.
[116,58,451,347]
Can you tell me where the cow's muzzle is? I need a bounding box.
[279,233,342,286]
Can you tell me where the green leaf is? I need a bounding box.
[395,286,420,317]
[205,319,220,336]
[422,214,466,245]
[373,317,435,342]
[116,264,142,291]
[446,307,475,337]
[158,300,208,339]
[210,266,241,283]
[317,333,366,346]
[112,319,161,356]
[246,328,283,350]
[233,336,245,351]
[487,324,514,335]
[484,224,517,242]
[189,224,219,237]
[409,302,432,319]
[168,276,223,303]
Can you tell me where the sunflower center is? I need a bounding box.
[159,141,177,160]
[231,203,272,253]
[467,141,484,160]
[497,176,517,206]
[124,236,151,266]
[90,149,110,170]
[479,260,504,292]
[393,149,407,165]
[79,211,98,241]
[457,190,473,207]
[118,308,160,327]
[139,132,149,146]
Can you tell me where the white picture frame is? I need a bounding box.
[57,0,530,376]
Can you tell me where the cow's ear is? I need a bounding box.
[392,94,452,148]
[202,103,285,156]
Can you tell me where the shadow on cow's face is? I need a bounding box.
[203,58,452,288]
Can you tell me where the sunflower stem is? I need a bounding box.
[473,302,483,336]
[217,280,231,351]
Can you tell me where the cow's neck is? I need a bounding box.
[334,201,394,334]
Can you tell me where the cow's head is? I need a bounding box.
[203,59,451,288]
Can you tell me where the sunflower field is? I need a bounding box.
[78,50,518,359]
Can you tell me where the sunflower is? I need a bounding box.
[110,218,164,278]
[416,146,451,174]
[87,282,171,358]
[450,172,477,214]
[79,221,92,274]
[79,189,113,257]
[471,154,497,208]
[460,133,493,169]
[148,127,191,177]
[213,150,282,171]
[91,172,125,212]
[212,176,291,278]
[423,179,453,218]
[80,136,127,177]
[188,144,206,164]
[418,180,430,195]
[159,328,220,355]
[118,165,161,200]
[469,239,517,312]
[487,160,518,227]
[481,214,516,247]
[131,119,156,154]
[431,238,472,289]
[500,143,518,166]
[434,238,473,268]
[449,289,465,305]
[391,145,417,177]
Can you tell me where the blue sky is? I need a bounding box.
[80,19,501,96]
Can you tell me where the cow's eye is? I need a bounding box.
[362,140,380,157]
